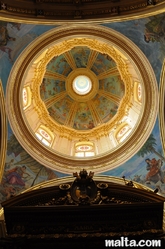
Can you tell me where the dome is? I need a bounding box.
[6,25,158,174]
[40,46,125,131]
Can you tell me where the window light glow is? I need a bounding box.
[35,128,52,147]
[73,75,92,95]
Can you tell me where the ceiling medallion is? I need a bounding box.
[6,25,158,174]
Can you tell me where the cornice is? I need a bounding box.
[0,1,165,24]
[21,175,156,193]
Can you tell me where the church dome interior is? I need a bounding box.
[1,1,165,247]
[6,25,158,173]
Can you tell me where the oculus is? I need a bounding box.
[72,75,92,95]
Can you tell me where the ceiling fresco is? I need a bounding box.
[40,46,125,130]
[48,95,74,125]
[1,12,165,203]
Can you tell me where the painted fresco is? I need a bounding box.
[98,13,165,196]
[40,78,65,101]
[99,119,165,196]
[0,21,67,204]
[102,13,165,82]
[46,54,72,76]
[92,94,118,122]
[0,21,56,90]
[41,47,124,129]
[48,95,74,124]
[91,53,116,75]
[0,133,68,203]
[144,15,165,44]
[70,46,90,68]
[99,75,125,98]
[73,102,95,130]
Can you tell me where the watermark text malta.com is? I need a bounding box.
[105,237,161,247]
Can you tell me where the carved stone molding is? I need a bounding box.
[0,0,165,23]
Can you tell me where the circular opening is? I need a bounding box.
[73,75,92,95]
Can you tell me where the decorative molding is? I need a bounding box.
[0,80,7,182]
[159,59,165,156]
[44,70,66,81]
[25,38,134,135]
[0,0,165,23]
[44,91,67,109]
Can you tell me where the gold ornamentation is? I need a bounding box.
[29,38,132,138]
[0,80,7,182]
[159,59,165,156]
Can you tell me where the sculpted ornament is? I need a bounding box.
[27,38,133,140]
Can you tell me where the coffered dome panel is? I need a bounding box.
[6,25,158,174]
